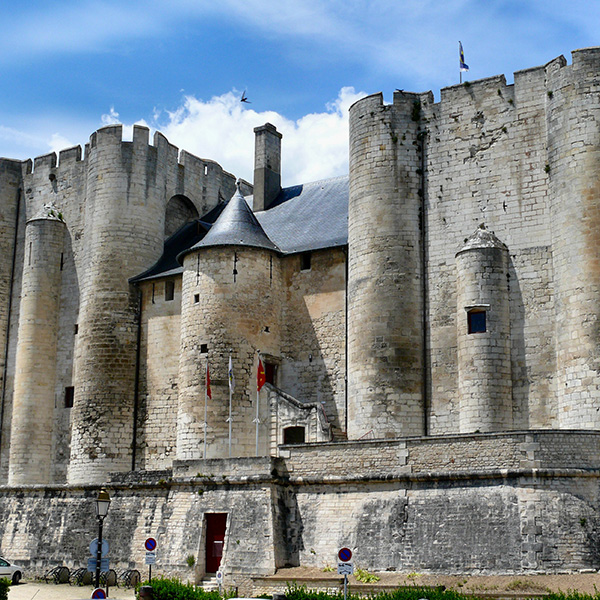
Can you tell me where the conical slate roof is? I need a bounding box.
[177,181,279,263]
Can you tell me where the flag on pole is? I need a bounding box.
[206,363,212,399]
[257,358,266,392]
[459,41,469,72]
[228,355,235,392]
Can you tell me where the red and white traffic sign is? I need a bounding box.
[338,547,352,562]
[92,589,107,599]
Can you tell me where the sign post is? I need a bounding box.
[145,537,157,584]
[216,570,223,594]
[337,547,353,600]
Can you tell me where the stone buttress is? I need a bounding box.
[176,183,282,459]
[347,91,428,439]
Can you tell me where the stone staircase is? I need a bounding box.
[199,574,219,591]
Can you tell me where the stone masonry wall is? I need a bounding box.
[0,160,22,479]
[2,433,600,591]
[423,66,555,433]
[280,249,346,433]
[136,278,182,471]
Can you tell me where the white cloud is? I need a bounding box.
[101,108,121,125]
[153,86,366,186]
[48,133,76,155]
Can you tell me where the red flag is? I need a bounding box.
[257,358,266,392]
[206,363,212,399]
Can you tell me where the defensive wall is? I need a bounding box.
[0,431,599,592]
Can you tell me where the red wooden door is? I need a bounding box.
[205,513,227,573]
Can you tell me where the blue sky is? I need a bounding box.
[0,0,598,185]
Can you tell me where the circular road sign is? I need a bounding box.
[216,571,223,581]
[145,537,157,551]
[92,589,107,599]
[89,538,109,557]
[338,547,352,562]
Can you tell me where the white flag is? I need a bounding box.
[228,356,235,392]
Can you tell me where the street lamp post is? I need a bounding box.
[94,488,111,589]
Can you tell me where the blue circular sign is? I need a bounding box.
[145,537,157,551]
[338,547,352,562]
[92,589,107,599]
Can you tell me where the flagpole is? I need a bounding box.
[204,359,208,459]
[255,353,260,456]
[228,351,233,458]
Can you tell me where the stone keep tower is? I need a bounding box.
[456,226,512,433]
[176,183,282,459]
[546,48,600,428]
[347,91,429,439]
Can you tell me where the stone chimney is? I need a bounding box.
[253,123,282,212]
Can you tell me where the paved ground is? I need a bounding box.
[8,581,136,599]
[8,571,600,599]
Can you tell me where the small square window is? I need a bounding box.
[64,386,74,408]
[300,252,311,271]
[200,344,208,354]
[468,310,486,334]
[165,280,175,301]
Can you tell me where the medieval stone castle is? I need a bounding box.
[1,48,600,587]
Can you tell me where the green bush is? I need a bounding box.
[0,578,9,600]
[286,583,600,600]
[286,583,474,600]
[137,577,233,600]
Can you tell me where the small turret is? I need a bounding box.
[9,209,65,484]
[456,225,512,433]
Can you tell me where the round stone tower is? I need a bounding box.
[8,212,65,485]
[176,182,282,459]
[546,48,600,428]
[455,225,512,433]
[68,125,167,484]
[347,91,426,439]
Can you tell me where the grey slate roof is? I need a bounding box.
[178,183,279,262]
[133,174,348,282]
[253,175,348,254]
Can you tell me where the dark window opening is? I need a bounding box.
[468,310,487,334]
[64,386,74,408]
[165,280,175,301]
[200,344,208,354]
[74,323,78,335]
[265,362,276,385]
[194,293,200,304]
[283,426,305,444]
[300,252,311,271]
